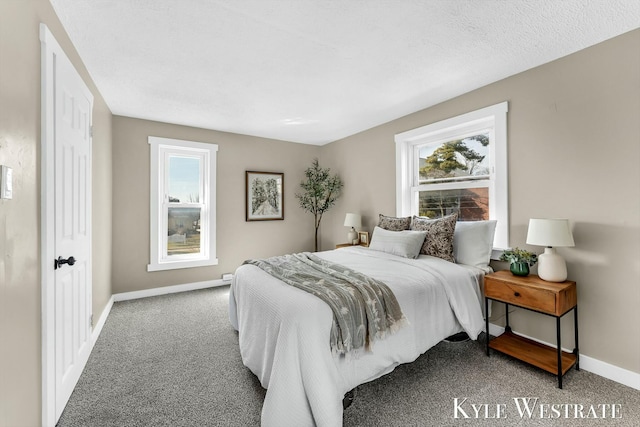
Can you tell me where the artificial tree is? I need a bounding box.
[295,159,343,252]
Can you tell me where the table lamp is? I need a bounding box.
[344,213,361,245]
[526,218,575,282]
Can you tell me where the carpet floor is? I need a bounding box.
[57,286,639,426]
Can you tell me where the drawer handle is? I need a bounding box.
[514,292,521,297]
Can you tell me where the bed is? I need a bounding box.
[228,216,496,426]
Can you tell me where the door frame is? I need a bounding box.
[40,23,94,427]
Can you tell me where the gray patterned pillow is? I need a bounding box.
[378,214,412,231]
[410,213,458,262]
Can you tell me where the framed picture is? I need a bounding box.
[358,231,369,246]
[246,171,284,221]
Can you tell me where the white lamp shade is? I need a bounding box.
[526,218,574,247]
[344,213,362,228]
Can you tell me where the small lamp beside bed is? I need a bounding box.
[344,213,362,245]
[526,218,575,282]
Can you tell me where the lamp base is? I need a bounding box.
[347,228,358,245]
[537,247,567,282]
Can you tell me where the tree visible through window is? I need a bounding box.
[418,133,490,220]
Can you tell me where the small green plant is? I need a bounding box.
[499,247,538,266]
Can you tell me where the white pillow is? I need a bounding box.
[453,220,497,268]
[368,226,427,259]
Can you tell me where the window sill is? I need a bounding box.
[147,258,219,272]
[490,248,507,261]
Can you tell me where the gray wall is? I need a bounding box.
[319,29,640,374]
[0,0,113,426]
[111,116,320,293]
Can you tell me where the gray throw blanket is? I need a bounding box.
[244,252,407,356]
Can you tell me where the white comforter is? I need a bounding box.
[229,246,485,427]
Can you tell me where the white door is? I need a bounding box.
[41,24,94,424]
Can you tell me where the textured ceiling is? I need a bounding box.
[49,0,640,145]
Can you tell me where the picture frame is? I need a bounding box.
[358,231,369,246]
[246,171,284,221]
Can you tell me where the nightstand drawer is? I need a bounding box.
[484,271,577,316]
[485,280,555,313]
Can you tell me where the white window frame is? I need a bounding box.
[148,136,218,271]
[395,101,509,250]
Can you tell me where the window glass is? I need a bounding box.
[417,132,491,220]
[168,156,200,203]
[167,207,201,256]
[418,133,490,183]
[418,187,488,220]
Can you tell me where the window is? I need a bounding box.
[148,136,218,271]
[395,102,509,249]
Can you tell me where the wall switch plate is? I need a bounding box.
[0,165,12,199]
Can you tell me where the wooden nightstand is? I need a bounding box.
[484,270,579,388]
[336,243,356,248]
[336,243,369,248]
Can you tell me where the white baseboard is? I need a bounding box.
[487,322,640,391]
[113,279,228,302]
[91,295,114,342]
[579,354,640,390]
[487,322,506,338]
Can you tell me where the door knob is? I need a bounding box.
[55,256,76,270]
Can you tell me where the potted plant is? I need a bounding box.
[499,247,538,276]
[295,159,343,252]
